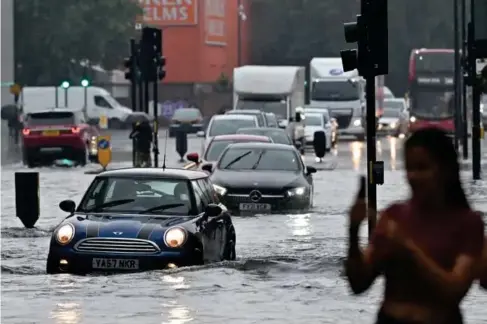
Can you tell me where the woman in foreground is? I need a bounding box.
[345,128,485,324]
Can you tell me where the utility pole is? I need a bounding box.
[341,0,387,237]
[461,0,468,159]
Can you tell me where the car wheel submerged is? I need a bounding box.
[22,149,36,168]
[46,253,60,274]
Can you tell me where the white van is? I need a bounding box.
[20,86,141,128]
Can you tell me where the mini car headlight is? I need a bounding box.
[213,184,227,196]
[55,224,75,245]
[353,119,361,127]
[287,187,306,197]
[164,227,187,248]
[410,116,416,123]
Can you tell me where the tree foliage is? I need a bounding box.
[250,0,456,95]
[14,0,141,86]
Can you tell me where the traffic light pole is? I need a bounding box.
[469,18,481,179]
[144,81,149,114]
[129,39,138,167]
[453,0,461,153]
[153,81,159,167]
[365,74,377,237]
[461,0,469,159]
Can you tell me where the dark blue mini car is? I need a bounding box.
[47,168,236,274]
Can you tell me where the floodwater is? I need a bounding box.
[2,135,487,324]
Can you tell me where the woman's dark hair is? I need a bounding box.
[405,127,470,209]
[295,112,302,122]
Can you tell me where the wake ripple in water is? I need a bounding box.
[1,226,53,238]
[0,255,341,276]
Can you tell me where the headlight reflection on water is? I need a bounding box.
[350,141,363,171]
[389,136,397,170]
[50,302,82,324]
[161,275,190,290]
[165,306,194,324]
[287,213,312,237]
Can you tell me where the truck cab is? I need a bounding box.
[309,58,365,140]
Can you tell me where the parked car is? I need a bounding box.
[169,108,203,137]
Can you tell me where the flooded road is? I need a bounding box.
[2,135,487,324]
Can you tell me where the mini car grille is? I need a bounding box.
[74,238,160,254]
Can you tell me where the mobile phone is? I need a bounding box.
[357,176,366,199]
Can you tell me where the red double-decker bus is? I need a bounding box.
[408,48,455,134]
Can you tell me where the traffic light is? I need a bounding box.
[61,81,70,89]
[340,15,366,75]
[81,78,90,87]
[340,0,388,77]
[156,55,166,80]
[124,56,135,81]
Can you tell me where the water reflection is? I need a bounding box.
[161,275,190,290]
[350,141,363,171]
[162,305,193,324]
[50,302,82,324]
[389,136,397,170]
[376,139,382,156]
[287,214,311,237]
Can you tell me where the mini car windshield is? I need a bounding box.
[219,148,301,171]
[209,118,256,137]
[78,177,193,215]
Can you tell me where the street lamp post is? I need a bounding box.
[237,1,247,67]
[461,0,468,159]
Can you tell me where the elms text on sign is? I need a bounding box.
[139,0,198,26]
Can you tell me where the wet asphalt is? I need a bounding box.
[2,131,487,324]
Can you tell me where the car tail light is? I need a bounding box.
[22,128,30,135]
[71,127,80,134]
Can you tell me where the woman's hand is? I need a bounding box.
[349,176,370,229]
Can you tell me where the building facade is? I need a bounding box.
[138,0,251,83]
[1,0,15,106]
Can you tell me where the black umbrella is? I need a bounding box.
[1,104,19,121]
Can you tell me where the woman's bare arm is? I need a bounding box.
[345,224,381,294]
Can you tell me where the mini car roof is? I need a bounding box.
[97,167,208,180]
[228,142,294,150]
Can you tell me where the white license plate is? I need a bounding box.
[40,147,62,152]
[239,203,271,211]
[92,258,139,270]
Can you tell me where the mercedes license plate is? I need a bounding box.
[239,203,271,211]
[92,258,139,270]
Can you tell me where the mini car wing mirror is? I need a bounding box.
[201,163,213,173]
[186,152,199,163]
[204,203,222,218]
[59,200,76,214]
[306,166,317,174]
[196,131,205,137]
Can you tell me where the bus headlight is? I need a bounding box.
[55,224,75,245]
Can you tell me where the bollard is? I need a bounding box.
[15,172,40,228]
[175,129,188,163]
[313,131,326,161]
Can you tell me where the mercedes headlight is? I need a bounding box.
[353,119,361,126]
[213,184,227,196]
[55,224,75,245]
[164,227,187,248]
[287,187,306,197]
[410,116,416,123]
